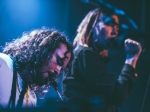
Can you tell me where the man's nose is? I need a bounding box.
[55,65,62,75]
[111,26,118,36]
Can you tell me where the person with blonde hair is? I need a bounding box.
[63,8,142,112]
[0,28,73,108]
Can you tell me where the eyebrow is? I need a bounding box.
[56,51,70,60]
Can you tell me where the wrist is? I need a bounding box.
[125,56,138,68]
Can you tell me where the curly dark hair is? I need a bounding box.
[3,28,73,82]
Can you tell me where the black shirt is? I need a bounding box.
[63,45,136,112]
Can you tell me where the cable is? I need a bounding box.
[140,72,150,112]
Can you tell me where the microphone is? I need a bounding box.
[47,71,65,102]
[49,77,64,102]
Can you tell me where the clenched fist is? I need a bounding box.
[124,38,142,68]
[124,38,142,57]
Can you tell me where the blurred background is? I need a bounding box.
[0,0,150,112]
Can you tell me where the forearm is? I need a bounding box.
[111,64,137,106]
[125,55,139,68]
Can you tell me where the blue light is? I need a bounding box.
[81,0,90,3]
[6,0,40,26]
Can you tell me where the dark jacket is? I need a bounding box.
[63,45,137,112]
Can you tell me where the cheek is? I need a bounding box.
[99,28,108,40]
[103,27,112,38]
[63,59,69,68]
[48,56,57,70]
[63,53,71,68]
[48,62,56,70]
[42,62,56,73]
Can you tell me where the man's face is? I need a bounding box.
[36,43,71,86]
[92,14,119,49]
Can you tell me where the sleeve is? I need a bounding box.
[78,49,136,106]
[0,54,13,108]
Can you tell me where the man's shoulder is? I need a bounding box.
[0,53,13,69]
[0,53,10,58]
[74,45,94,54]
[73,45,95,59]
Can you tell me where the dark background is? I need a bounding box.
[0,0,150,112]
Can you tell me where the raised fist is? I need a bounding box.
[124,38,142,57]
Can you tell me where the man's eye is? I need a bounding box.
[56,57,64,66]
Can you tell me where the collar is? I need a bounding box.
[102,56,111,64]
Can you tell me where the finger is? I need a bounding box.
[125,38,139,45]
[124,38,131,44]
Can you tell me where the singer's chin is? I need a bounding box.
[47,71,56,80]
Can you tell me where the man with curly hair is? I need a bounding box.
[0,28,73,108]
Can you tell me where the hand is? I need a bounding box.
[124,38,142,58]
[124,38,142,68]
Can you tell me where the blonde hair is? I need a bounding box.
[73,8,101,47]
